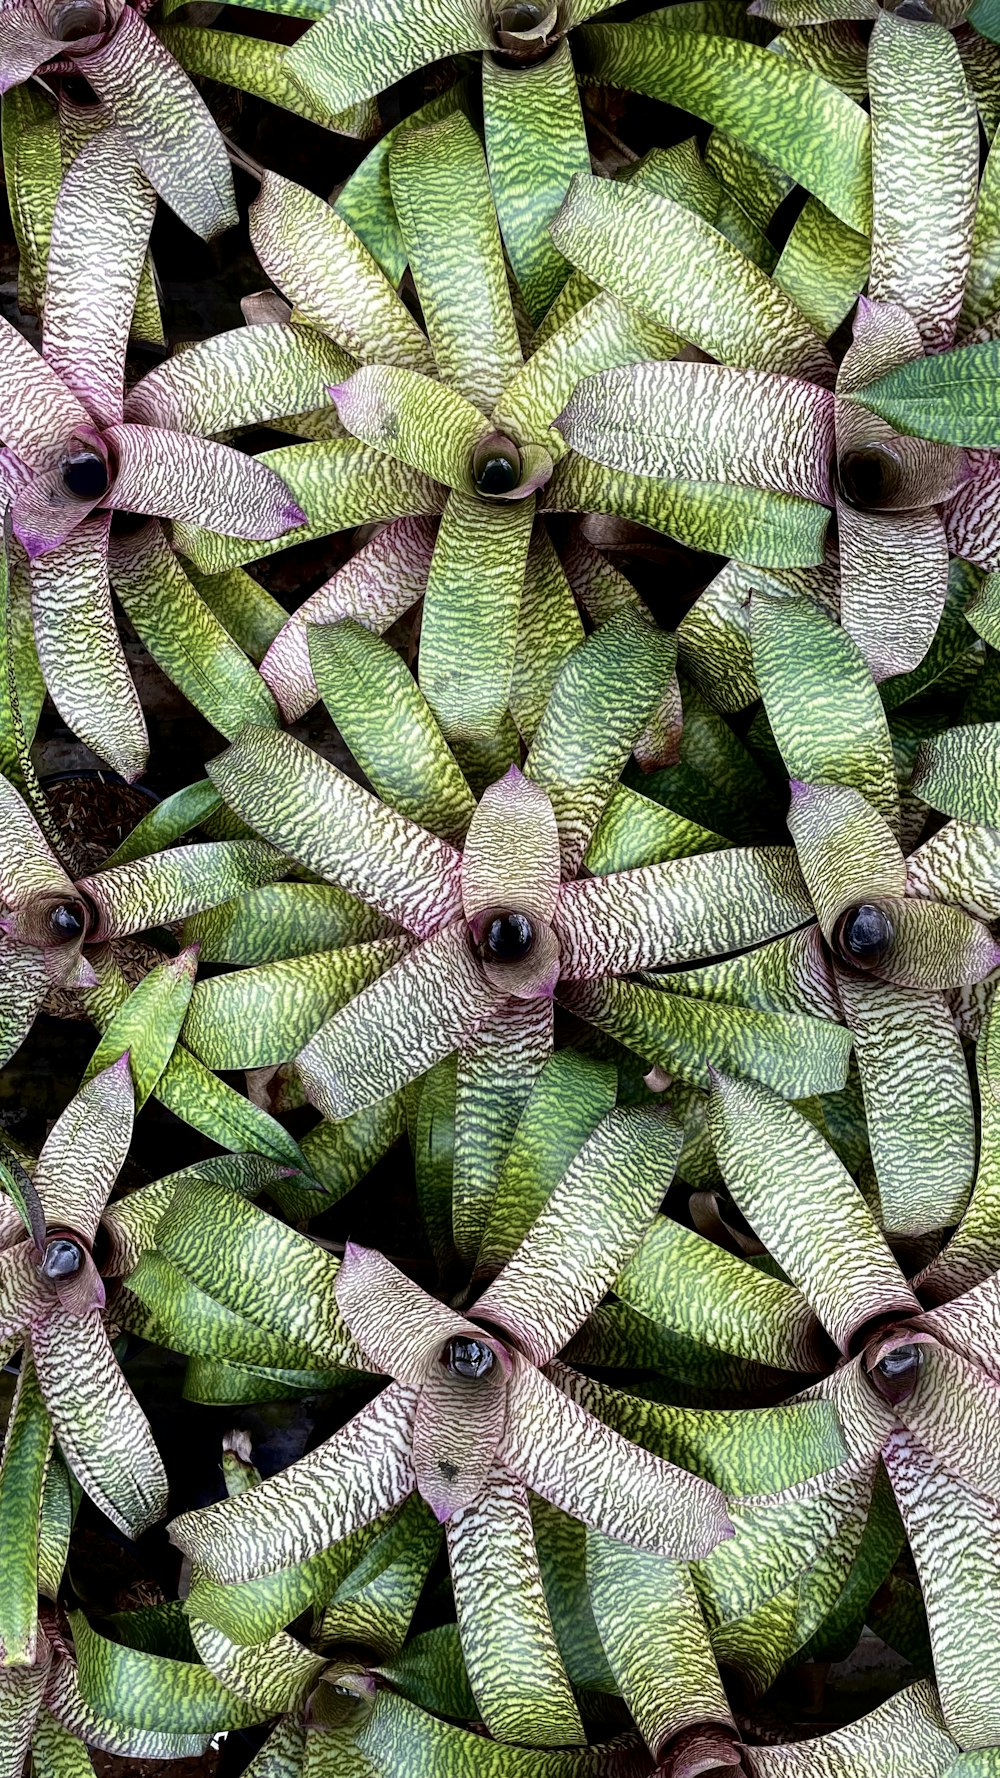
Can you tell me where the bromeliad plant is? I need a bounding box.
[555,13,1000,684]
[651,592,1000,1239]
[0,762,282,1067]
[178,612,855,1263]
[0,1057,166,1539]
[139,1098,740,1748]
[165,118,822,765]
[703,1058,1000,1750]
[0,125,308,779]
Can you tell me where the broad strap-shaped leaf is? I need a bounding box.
[447,1465,585,1747]
[284,0,488,116]
[540,450,830,570]
[613,1212,825,1373]
[578,22,872,232]
[836,493,951,687]
[34,1055,133,1244]
[43,125,156,429]
[912,722,1000,825]
[751,593,900,833]
[355,1685,647,1776]
[867,12,978,355]
[80,835,282,940]
[388,109,522,412]
[838,971,975,1237]
[557,359,835,502]
[858,339,1000,451]
[743,1678,956,1776]
[331,363,491,489]
[554,1364,844,1497]
[104,779,221,867]
[476,1103,681,1366]
[554,844,813,979]
[206,725,464,937]
[123,323,353,436]
[526,610,677,877]
[260,516,436,722]
[29,512,148,782]
[587,1532,735,1763]
[0,1643,50,1778]
[773,194,870,340]
[0,315,90,468]
[786,780,905,938]
[559,974,853,1099]
[180,940,406,1070]
[708,1070,918,1354]
[160,23,378,136]
[70,1610,263,1734]
[29,1307,166,1539]
[169,1381,419,1582]
[883,1427,1000,1747]
[172,437,444,576]
[503,1356,733,1558]
[78,10,236,240]
[461,767,560,938]
[888,1341,1000,1502]
[921,1001,1000,1298]
[509,525,586,746]
[183,881,392,965]
[335,1241,483,1387]
[476,1051,618,1274]
[109,525,281,742]
[907,818,1000,924]
[0,1358,52,1664]
[308,621,474,846]
[249,170,435,372]
[297,924,503,1120]
[106,424,305,539]
[0,767,74,914]
[419,488,534,748]
[551,172,833,380]
[483,40,590,326]
[82,947,197,1111]
[452,993,554,1266]
[149,1178,363,1368]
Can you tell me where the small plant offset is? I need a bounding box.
[3,5,1000,1777]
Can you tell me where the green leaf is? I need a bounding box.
[0,1361,52,1664]
[83,946,199,1110]
[526,610,677,877]
[855,339,1000,448]
[541,452,830,569]
[559,975,853,1099]
[181,940,406,1071]
[104,780,222,867]
[174,439,443,575]
[912,722,1000,824]
[419,489,535,746]
[476,1051,618,1274]
[483,41,590,325]
[579,22,872,232]
[111,525,280,740]
[308,621,475,845]
[868,11,977,356]
[334,88,465,286]
[183,882,393,965]
[184,564,286,667]
[388,108,522,412]
[750,593,900,833]
[69,1611,263,1735]
[2,83,60,317]
[84,957,309,1171]
[551,172,833,379]
[772,197,870,339]
[161,26,377,133]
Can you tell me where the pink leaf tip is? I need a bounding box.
[283,502,308,528]
[327,382,349,408]
[111,1050,132,1076]
[788,778,809,801]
